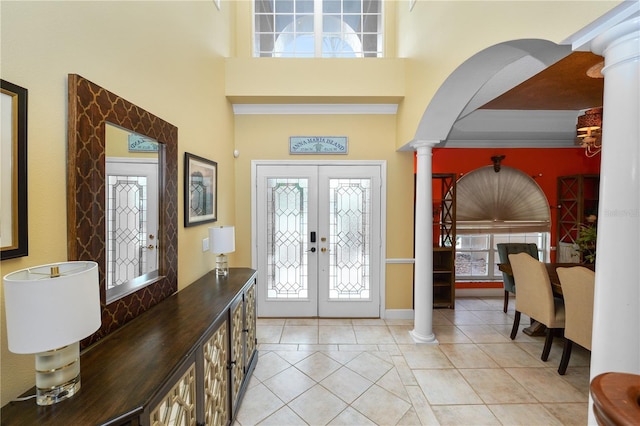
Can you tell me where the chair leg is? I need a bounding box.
[541,328,556,361]
[510,311,521,340]
[503,290,509,313]
[558,339,573,375]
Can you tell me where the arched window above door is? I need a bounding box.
[254,0,383,58]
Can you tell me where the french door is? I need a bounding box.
[255,163,383,318]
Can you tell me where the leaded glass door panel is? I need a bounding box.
[256,163,381,318]
[105,159,159,302]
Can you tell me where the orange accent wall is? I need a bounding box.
[416,147,600,287]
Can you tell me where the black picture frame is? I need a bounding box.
[1,80,28,260]
[184,152,217,227]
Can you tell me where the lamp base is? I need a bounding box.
[35,343,81,405]
[215,253,229,277]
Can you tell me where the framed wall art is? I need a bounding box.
[1,80,28,260]
[184,152,217,227]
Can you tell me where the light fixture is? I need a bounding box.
[209,226,235,276]
[491,155,505,173]
[3,261,101,405]
[576,107,603,157]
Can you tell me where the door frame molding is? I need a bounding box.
[251,160,387,318]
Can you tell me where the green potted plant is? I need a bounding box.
[575,224,597,263]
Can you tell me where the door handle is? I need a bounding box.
[307,247,316,253]
[321,247,327,253]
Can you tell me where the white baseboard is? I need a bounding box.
[384,309,414,320]
[384,289,506,318]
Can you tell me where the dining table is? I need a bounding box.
[498,261,595,336]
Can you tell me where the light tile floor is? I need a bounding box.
[234,296,591,425]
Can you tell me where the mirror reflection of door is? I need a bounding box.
[255,163,383,318]
[106,159,159,302]
[105,124,160,304]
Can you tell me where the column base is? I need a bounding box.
[409,329,439,345]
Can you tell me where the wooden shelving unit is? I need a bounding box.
[433,173,456,308]
[557,174,599,262]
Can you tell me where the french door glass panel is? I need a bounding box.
[326,177,371,300]
[267,177,310,300]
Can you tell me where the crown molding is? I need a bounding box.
[232,103,398,115]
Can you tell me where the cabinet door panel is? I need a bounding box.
[244,281,257,371]
[203,319,229,426]
[149,360,197,426]
[230,296,244,412]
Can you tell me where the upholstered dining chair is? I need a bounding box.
[556,266,595,375]
[497,243,539,312]
[508,252,565,361]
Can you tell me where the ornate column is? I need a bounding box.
[410,140,439,344]
[586,16,640,425]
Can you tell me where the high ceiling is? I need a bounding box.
[481,51,604,111]
[441,51,605,148]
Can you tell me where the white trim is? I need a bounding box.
[386,258,415,264]
[385,309,414,320]
[439,139,581,148]
[561,1,640,51]
[252,159,387,167]
[233,104,398,115]
[380,160,387,319]
[251,159,387,318]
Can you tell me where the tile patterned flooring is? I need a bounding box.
[234,296,591,425]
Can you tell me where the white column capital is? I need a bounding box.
[411,140,440,152]
[591,16,640,60]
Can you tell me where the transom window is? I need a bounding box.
[456,233,549,281]
[254,0,383,57]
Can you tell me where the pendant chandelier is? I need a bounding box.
[576,107,602,157]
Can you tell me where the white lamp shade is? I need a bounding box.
[209,226,235,254]
[3,261,101,354]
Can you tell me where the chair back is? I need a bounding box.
[557,266,595,350]
[508,252,563,328]
[497,243,539,293]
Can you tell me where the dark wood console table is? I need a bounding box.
[1,268,258,426]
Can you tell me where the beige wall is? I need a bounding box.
[0,0,234,406]
[233,114,416,311]
[0,0,620,407]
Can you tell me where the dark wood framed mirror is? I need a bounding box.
[67,74,178,345]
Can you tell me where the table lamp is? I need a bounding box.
[209,226,235,276]
[3,261,101,405]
